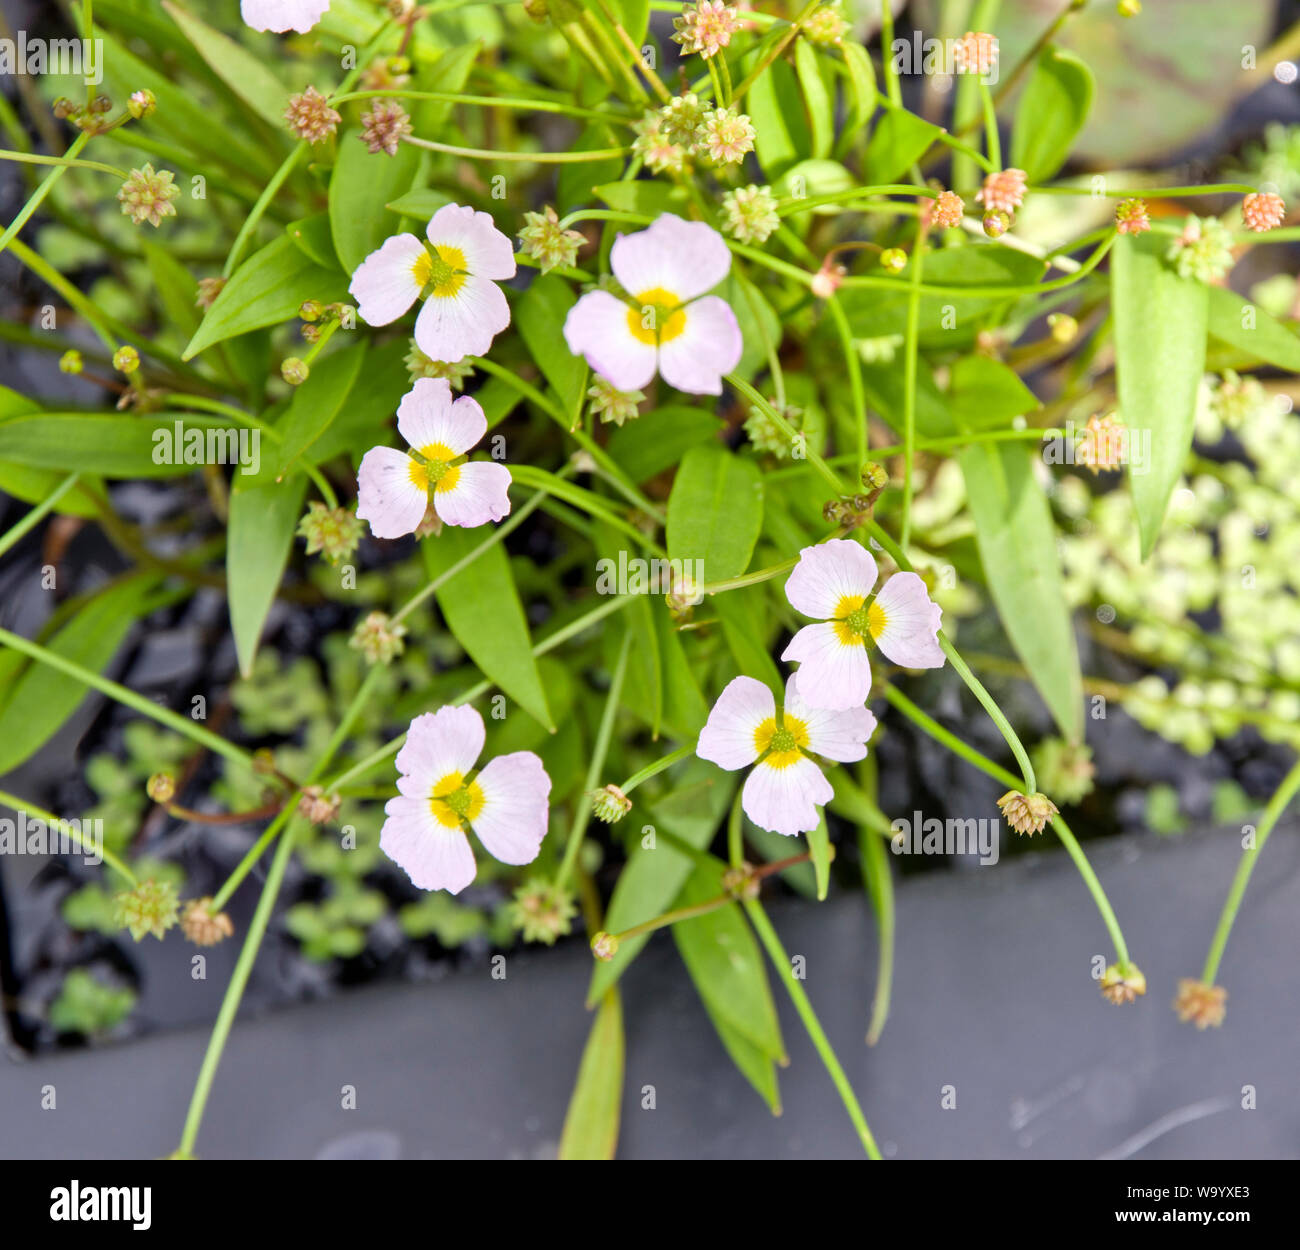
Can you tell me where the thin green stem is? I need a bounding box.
[899,225,926,549]
[878,0,902,106]
[729,374,846,496]
[331,89,633,124]
[556,628,633,888]
[619,742,694,794]
[744,897,882,1159]
[0,474,80,560]
[0,147,125,177]
[0,626,259,773]
[1200,755,1300,985]
[404,136,631,163]
[0,790,136,884]
[176,816,299,1158]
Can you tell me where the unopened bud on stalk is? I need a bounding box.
[128,89,156,120]
[299,300,323,322]
[146,773,175,804]
[281,357,309,385]
[591,931,619,961]
[879,247,907,274]
[982,210,1010,238]
[113,345,139,374]
[1047,313,1078,344]
[59,350,83,375]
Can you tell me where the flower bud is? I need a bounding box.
[281,357,309,386]
[299,299,323,322]
[879,247,907,274]
[996,789,1058,835]
[59,349,83,375]
[127,89,156,120]
[114,879,180,942]
[113,345,140,374]
[590,931,619,961]
[1047,313,1078,344]
[146,772,176,804]
[982,210,1010,238]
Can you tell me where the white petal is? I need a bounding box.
[562,290,658,392]
[350,233,424,327]
[435,461,512,528]
[470,752,551,866]
[657,296,743,396]
[783,539,878,619]
[782,622,872,710]
[426,203,517,281]
[397,379,485,455]
[741,756,832,838]
[395,705,484,786]
[380,797,477,893]
[356,445,428,539]
[241,0,330,33]
[872,573,946,669]
[785,678,878,762]
[413,274,510,363]
[610,214,732,302]
[696,675,775,770]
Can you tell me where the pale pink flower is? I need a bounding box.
[976,168,1027,215]
[781,539,944,710]
[356,378,510,538]
[697,676,877,838]
[954,31,998,76]
[1242,191,1285,232]
[350,203,516,364]
[381,706,551,893]
[241,0,330,32]
[1115,197,1150,235]
[927,189,964,229]
[563,214,742,395]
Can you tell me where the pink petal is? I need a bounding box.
[657,295,743,396]
[356,445,428,539]
[610,214,732,303]
[872,573,945,669]
[380,796,477,893]
[696,675,775,770]
[786,677,877,762]
[397,379,485,456]
[741,756,832,837]
[395,706,484,786]
[413,273,510,363]
[241,0,330,33]
[563,290,658,392]
[782,622,872,710]
[784,539,878,619]
[434,461,512,528]
[426,204,517,282]
[349,233,423,327]
[470,752,551,866]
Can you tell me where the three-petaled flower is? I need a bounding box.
[563,214,742,396]
[697,675,877,837]
[350,203,516,364]
[357,377,511,537]
[380,706,552,893]
[781,539,944,710]
[241,0,330,32]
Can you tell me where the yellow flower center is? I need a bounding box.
[753,714,810,770]
[831,593,887,646]
[429,771,485,828]
[412,244,468,299]
[627,286,687,346]
[407,442,461,495]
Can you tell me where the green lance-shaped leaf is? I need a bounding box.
[558,988,624,1160]
[0,574,165,773]
[671,860,786,1063]
[863,104,944,186]
[950,357,1083,740]
[275,341,367,476]
[184,235,348,359]
[666,444,763,586]
[1112,231,1209,559]
[0,414,238,478]
[1205,285,1300,372]
[748,56,814,180]
[228,476,308,678]
[836,42,877,159]
[329,133,423,275]
[515,276,587,416]
[587,762,736,1003]
[421,525,554,731]
[1009,46,1095,183]
[793,39,834,160]
[163,2,294,130]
